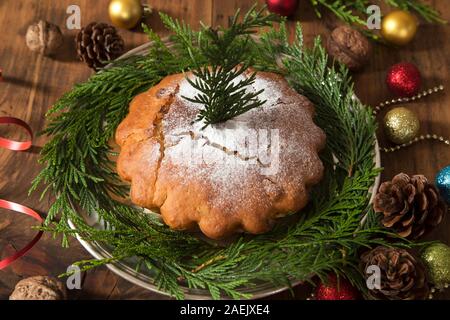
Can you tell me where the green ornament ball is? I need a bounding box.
[421,243,450,289]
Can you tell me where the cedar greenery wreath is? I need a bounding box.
[32,6,409,299]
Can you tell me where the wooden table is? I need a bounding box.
[0,0,449,300]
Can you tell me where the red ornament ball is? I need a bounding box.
[315,274,359,300]
[386,62,422,97]
[266,0,299,17]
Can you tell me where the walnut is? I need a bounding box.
[326,26,371,70]
[9,276,67,300]
[26,20,63,56]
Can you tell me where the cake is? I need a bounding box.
[115,69,326,239]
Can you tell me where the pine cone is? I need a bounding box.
[76,22,124,70]
[373,173,447,239]
[360,246,429,300]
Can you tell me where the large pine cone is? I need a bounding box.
[76,22,124,70]
[373,173,447,239]
[360,246,429,300]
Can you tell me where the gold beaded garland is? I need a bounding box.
[381,134,450,153]
[373,85,444,116]
[383,107,420,144]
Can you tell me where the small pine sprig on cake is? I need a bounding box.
[181,5,279,128]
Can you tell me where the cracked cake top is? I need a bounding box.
[115,69,326,239]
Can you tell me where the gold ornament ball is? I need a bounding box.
[109,0,143,29]
[381,10,418,46]
[421,243,450,289]
[383,107,420,144]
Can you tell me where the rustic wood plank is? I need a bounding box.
[0,0,449,300]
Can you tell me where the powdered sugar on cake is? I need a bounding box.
[116,69,326,238]
[159,71,322,207]
[163,72,284,173]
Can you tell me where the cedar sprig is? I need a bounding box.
[310,0,446,42]
[311,0,445,24]
[385,0,446,24]
[181,5,279,128]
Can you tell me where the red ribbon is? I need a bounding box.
[0,116,42,270]
[0,116,33,151]
[0,200,44,270]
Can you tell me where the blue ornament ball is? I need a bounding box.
[436,165,450,203]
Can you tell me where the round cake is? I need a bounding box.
[115,69,326,239]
